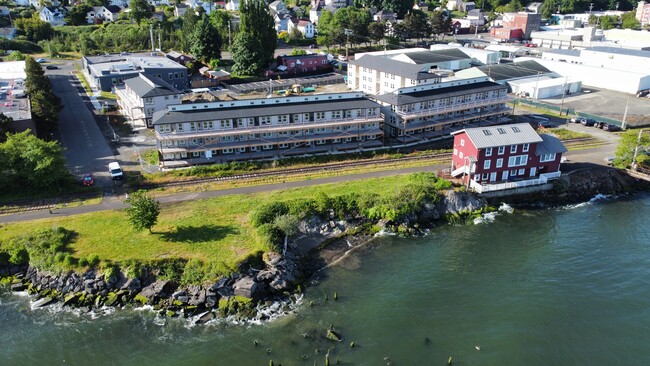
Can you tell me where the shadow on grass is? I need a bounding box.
[159,225,240,243]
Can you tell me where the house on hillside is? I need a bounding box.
[450,123,567,193]
[288,18,315,39]
[225,0,239,11]
[271,54,331,77]
[373,10,396,22]
[86,6,121,24]
[39,7,66,26]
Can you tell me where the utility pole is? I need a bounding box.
[621,97,629,130]
[228,22,231,48]
[344,29,353,61]
[559,76,568,115]
[149,24,154,52]
[158,24,162,52]
[589,3,594,15]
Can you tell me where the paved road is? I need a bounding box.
[47,60,117,188]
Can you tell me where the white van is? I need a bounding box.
[108,162,124,180]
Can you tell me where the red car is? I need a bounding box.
[82,174,95,186]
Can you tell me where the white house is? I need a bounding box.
[13,0,29,6]
[269,0,289,15]
[289,18,315,39]
[86,6,121,24]
[275,13,290,32]
[109,0,129,7]
[39,7,66,26]
[226,0,239,11]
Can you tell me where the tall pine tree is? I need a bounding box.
[232,0,277,76]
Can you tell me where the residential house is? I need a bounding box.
[288,18,315,39]
[165,51,194,66]
[115,73,183,128]
[13,0,29,6]
[275,12,291,32]
[447,0,474,11]
[86,6,121,24]
[0,6,10,16]
[0,28,17,40]
[109,0,129,7]
[637,1,650,25]
[152,11,165,21]
[147,0,170,6]
[492,12,541,40]
[174,4,188,17]
[225,0,239,11]
[324,0,347,9]
[39,7,66,26]
[466,9,486,26]
[373,10,396,22]
[309,5,321,24]
[30,0,61,8]
[269,0,289,15]
[152,92,384,167]
[450,123,566,193]
[413,2,428,12]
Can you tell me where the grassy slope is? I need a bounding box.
[0,175,414,271]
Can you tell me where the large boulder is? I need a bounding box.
[443,190,486,214]
[233,276,265,300]
[137,280,173,305]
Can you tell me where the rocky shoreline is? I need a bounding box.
[1,166,648,323]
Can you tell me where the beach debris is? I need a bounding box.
[448,356,453,365]
[326,329,342,342]
[475,345,481,351]
[333,292,338,300]
[350,341,355,348]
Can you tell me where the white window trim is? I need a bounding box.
[484,160,491,169]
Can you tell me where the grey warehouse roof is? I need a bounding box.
[587,46,650,58]
[476,61,552,81]
[453,123,543,149]
[153,98,381,125]
[536,134,568,155]
[398,49,471,64]
[373,81,505,105]
[124,74,180,98]
[543,48,581,57]
[351,54,441,80]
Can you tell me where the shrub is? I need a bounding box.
[63,255,76,267]
[286,198,316,218]
[102,263,120,283]
[156,259,184,282]
[87,254,100,267]
[256,223,284,250]
[250,201,289,227]
[9,248,29,265]
[78,257,89,267]
[0,251,9,265]
[181,259,206,285]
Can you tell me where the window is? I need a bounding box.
[497,128,506,134]
[482,129,492,136]
[159,124,171,133]
[498,146,505,155]
[279,143,289,148]
[279,115,289,124]
[484,160,491,169]
[174,72,179,79]
[496,158,503,168]
[508,154,528,167]
[453,148,458,155]
[316,112,325,120]
[459,152,464,159]
[482,173,489,180]
[260,116,271,125]
[523,143,530,152]
[202,121,213,130]
[222,148,234,154]
[485,147,493,157]
[511,126,521,132]
[192,151,200,157]
[316,139,326,145]
[168,73,173,80]
[540,153,556,162]
[460,139,465,146]
[510,145,517,153]
[220,120,232,129]
[178,139,186,146]
[263,144,273,150]
[518,168,525,175]
[474,174,481,182]
[238,147,246,153]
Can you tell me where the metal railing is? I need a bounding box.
[394,97,510,119]
[470,171,561,193]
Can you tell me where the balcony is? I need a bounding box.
[389,107,510,132]
[470,171,561,193]
[156,116,384,140]
[394,97,510,120]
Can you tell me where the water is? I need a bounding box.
[2,194,650,365]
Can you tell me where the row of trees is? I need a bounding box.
[25,57,62,137]
[231,0,277,76]
[587,12,642,30]
[317,8,452,48]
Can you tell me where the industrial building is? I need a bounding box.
[0,61,35,134]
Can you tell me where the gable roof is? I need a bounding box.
[536,134,567,155]
[452,123,543,149]
[105,5,121,13]
[351,54,442,81]
[124,74,181,98]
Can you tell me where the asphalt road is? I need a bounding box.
[46,60,116,188]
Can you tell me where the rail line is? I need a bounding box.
[137,152,453,189]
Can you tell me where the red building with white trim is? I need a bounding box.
[450,123,566,193]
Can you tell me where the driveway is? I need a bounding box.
[46,60,117,189]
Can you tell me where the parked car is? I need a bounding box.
[82,173,95,186]
[108,162,124,180]
[35,58,46,63]
[570,117,581,123]
[603,123,621,132]
[604,156,615,165]
[581,118,596,126]
[45,65,58,70]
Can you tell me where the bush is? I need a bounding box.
[87,254,100,267]
[102,263,120,283]
[9,248,29,265]
[250,201,289,227]
[63,254,76,267]
[156,259,184,282]
[256,223,284,250]
[0,251,9,265]
[78,257,89,267]
[286,198,316,218]
[181,259,206,285]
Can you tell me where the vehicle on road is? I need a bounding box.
[603,123,621,132]
[581,118,596,126]
[570,117,581,123]
[82,174,95,186]
[36,58,46,63]
[45,65,58,70]
[108,162,124,180]
[604,156,615,165]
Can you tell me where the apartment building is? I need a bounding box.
[115,74,182,128]
[152,92,384,168]
[373,76,510,144]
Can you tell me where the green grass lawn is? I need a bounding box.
[0,174,418,275]
[549,128,592,140]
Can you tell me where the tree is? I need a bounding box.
[290,48,307,56]
[621,11,641,29]
[429,11,451,40]
[404,10,430,43]
[66,5,92,26]
[231,32,265,75]
[25,57,62,135]
[600,15,617,30]
[0,130,71,192]
[368,22,387,45]
[129,0,152,23]
[5,51,27,61]
[124,190,161,233]
[13,17,54,42]
[540,0,557,19]
[0,113,15,143]
[235,0,276,72]
[209,10,233,49]
[614,130,650,168]
[190,15,222,63]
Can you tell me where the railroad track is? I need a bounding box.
[138,152,453,190]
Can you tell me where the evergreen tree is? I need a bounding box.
[191,15,222,63]
[231,32,265,75]
[233,0,276,73]
[129,0,152,24]
[0,113,15,143]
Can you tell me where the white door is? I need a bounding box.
[490,172,497,182]
[502,171,509,181]
[530,167,537,177]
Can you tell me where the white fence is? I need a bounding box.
[470,171,561,193]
